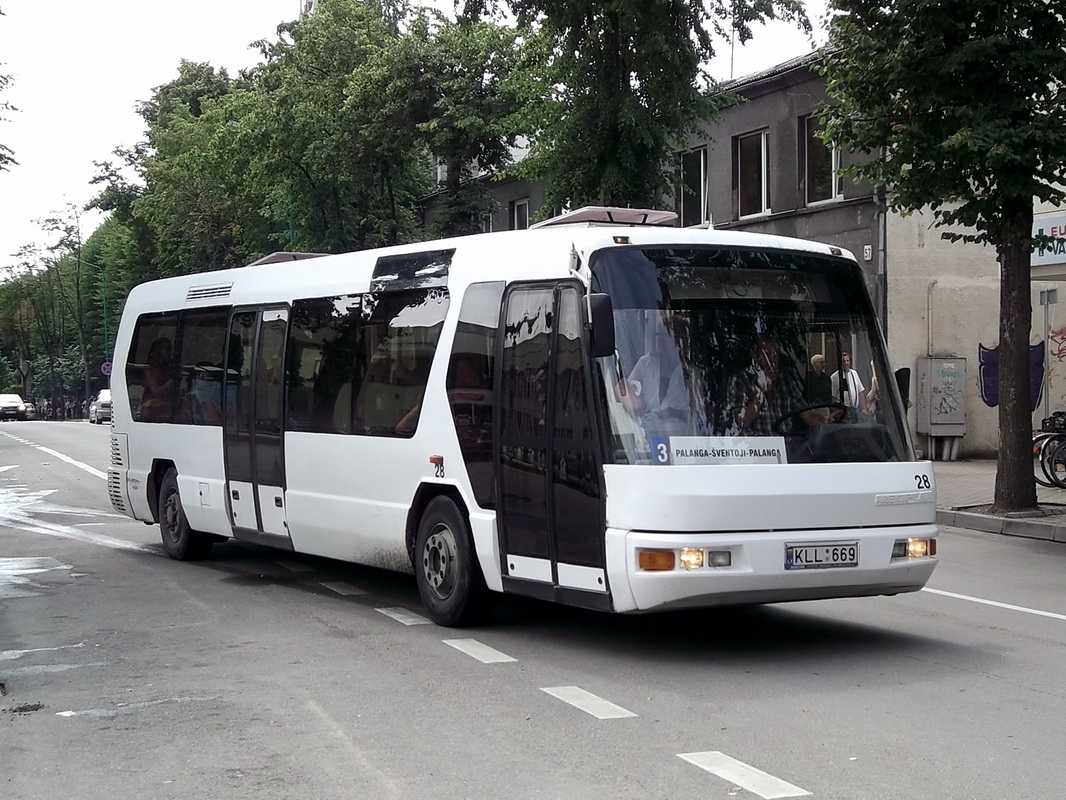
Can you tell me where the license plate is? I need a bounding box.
[785,542,859,570]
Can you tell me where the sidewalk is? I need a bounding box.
[933,459,1066,542]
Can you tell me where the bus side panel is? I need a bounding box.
[125,425,232,537]
[283,433,424,571]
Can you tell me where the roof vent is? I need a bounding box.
[530,206,678,229]
[186,283,233,302]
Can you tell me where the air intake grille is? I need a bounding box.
[109,435,125,468]
[186,283,233,301]
[107,470,127,514]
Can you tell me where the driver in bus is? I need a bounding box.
[727,331,840,436]
[621,315,690,437]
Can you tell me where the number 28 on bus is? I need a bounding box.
[107,206,937,626]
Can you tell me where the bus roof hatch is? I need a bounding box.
[529,206,678,229]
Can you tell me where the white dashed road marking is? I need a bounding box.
[442,638,516,663]
[540,686,637,719]
[320,581,366,596]
[678,752,810,799]
[376,607,431,626]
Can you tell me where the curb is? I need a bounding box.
[936,509,1066,543]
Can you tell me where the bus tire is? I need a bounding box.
[159,468,214,561]
[415,496,493,627]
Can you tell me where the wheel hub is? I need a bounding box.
[422,525,458,600]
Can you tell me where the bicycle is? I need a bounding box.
[1034,412,1066,488]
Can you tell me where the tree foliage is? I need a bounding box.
[0,6,17,172]
[821,0,1066,511]
[347,10,538,237]
[464,0,808,211]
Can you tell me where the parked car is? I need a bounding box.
[89,389,112,424]
[0,393,30,420]
[23,402,37,420]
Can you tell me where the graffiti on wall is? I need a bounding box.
[977,342,1044,409]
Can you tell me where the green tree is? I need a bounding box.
[463,0,807,211]
[0,6,17,173]
[347,11,537,237]
[820,0,1066,512]
[253,0,429,252]
[130,62,273,275]
[0,268,35,393]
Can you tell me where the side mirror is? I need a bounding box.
[584,293,616,359]
[894,367,911,409]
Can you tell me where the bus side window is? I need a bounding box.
[352,288,449,438]
[125,312,179,423]
[449,282,504,507]
[288,295,359,435]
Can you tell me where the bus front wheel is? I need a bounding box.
[415,497,493,627]
[159,468,214,561]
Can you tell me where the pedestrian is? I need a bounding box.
[831,352,868,422]
[807,353,833,405]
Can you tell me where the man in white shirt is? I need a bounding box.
[831,352,869,422]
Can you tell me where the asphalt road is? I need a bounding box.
[3,420,1066,800]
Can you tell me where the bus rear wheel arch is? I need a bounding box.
[414,496,494,627]
[159,467,214,561]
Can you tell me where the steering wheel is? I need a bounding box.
[772,401,847,434]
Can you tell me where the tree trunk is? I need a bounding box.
[992,205,1038,513]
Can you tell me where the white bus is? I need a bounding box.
[108,206,937,626]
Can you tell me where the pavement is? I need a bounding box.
[933,458,1066,543]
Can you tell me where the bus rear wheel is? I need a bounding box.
[415,497,493,627]
[159,468,214,561]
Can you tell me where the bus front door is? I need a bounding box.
[224,307,292,548]
[496,285,609,609]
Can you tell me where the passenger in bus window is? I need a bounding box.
[866,359,881,422]
[140,337,174,421]
[621,316,690,437]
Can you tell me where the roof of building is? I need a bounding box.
[719,50,823,93]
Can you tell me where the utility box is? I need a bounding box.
[916,357,967,436]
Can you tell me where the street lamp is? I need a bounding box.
[77,257,110,361]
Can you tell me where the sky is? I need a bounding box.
[0,1,826,270]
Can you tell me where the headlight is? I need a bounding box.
[892,538,937,559]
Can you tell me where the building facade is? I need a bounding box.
[424,55,1066,458]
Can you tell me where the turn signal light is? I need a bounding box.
[638,550,676,571]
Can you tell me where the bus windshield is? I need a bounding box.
[591,246,910,466]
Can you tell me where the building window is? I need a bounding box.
[737,131,769,218]
[679,147,708,227]
[509,198,529,230]
[481,211,494,233]
[804,116,842,205]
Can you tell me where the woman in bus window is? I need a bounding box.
[140,337,174,421]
